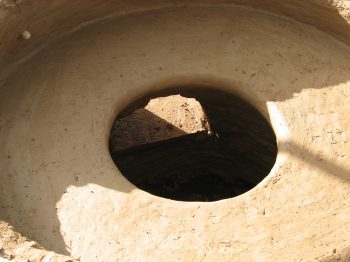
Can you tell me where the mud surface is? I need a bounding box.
[110,95,210,151]
[1,3,350,261]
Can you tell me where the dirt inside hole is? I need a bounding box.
[109,87,277,201]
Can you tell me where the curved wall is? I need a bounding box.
[0,1,350,261]
[1,0,350,80]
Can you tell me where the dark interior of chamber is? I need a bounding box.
[109,87,277,202]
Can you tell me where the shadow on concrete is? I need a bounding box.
[279,141,350,182]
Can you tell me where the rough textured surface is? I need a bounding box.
[321,246,350,261]
[0,1,350,262]
[0,221,75,261]
[110,95,210,152]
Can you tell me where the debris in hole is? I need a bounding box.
[109,95,211,152]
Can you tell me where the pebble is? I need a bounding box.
[21,30,31,40]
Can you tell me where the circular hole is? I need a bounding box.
[109,86,277,202]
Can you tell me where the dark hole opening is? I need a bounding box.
[109,87,277,202]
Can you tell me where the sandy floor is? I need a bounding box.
[0,4,350,262]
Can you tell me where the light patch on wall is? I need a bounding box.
[266,102,291,143]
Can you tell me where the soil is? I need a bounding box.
[110,95,210,152]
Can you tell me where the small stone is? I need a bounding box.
[21,30,31,40]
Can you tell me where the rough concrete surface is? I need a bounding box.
[1,1,350,261]
[0,221,76,261]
